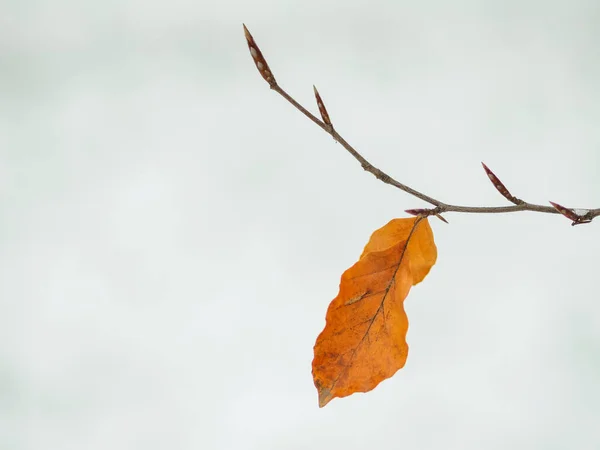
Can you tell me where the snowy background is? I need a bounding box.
[1,0,600,449]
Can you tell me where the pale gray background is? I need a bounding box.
[1,1,600,449]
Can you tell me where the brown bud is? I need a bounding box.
[313,85,332,128]
[549,201,592,226]
[481,162,523,205]
[243,24,277,87]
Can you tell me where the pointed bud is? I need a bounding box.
[481,162,523,205]
[549,201,592,225]
[243,24,277,87]
[313,85,332,128]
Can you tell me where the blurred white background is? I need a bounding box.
[1,0,600,449]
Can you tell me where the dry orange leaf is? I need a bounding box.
[312,217,437,407]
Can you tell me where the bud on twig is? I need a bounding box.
[313,85,333,129]
[549,202,592,226]
[481,163,523,205]
[243,24,277,87]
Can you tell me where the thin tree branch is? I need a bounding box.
[273,84,441,206]
[243,24,600,225]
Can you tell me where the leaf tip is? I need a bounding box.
[318,388,332,408]
[314,377,333,407]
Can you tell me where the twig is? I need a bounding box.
[243,24,600,226]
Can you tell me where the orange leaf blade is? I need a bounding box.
[312,217,437,407]
[361,217,437,284]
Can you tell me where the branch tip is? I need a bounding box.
[242,24,277,87]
